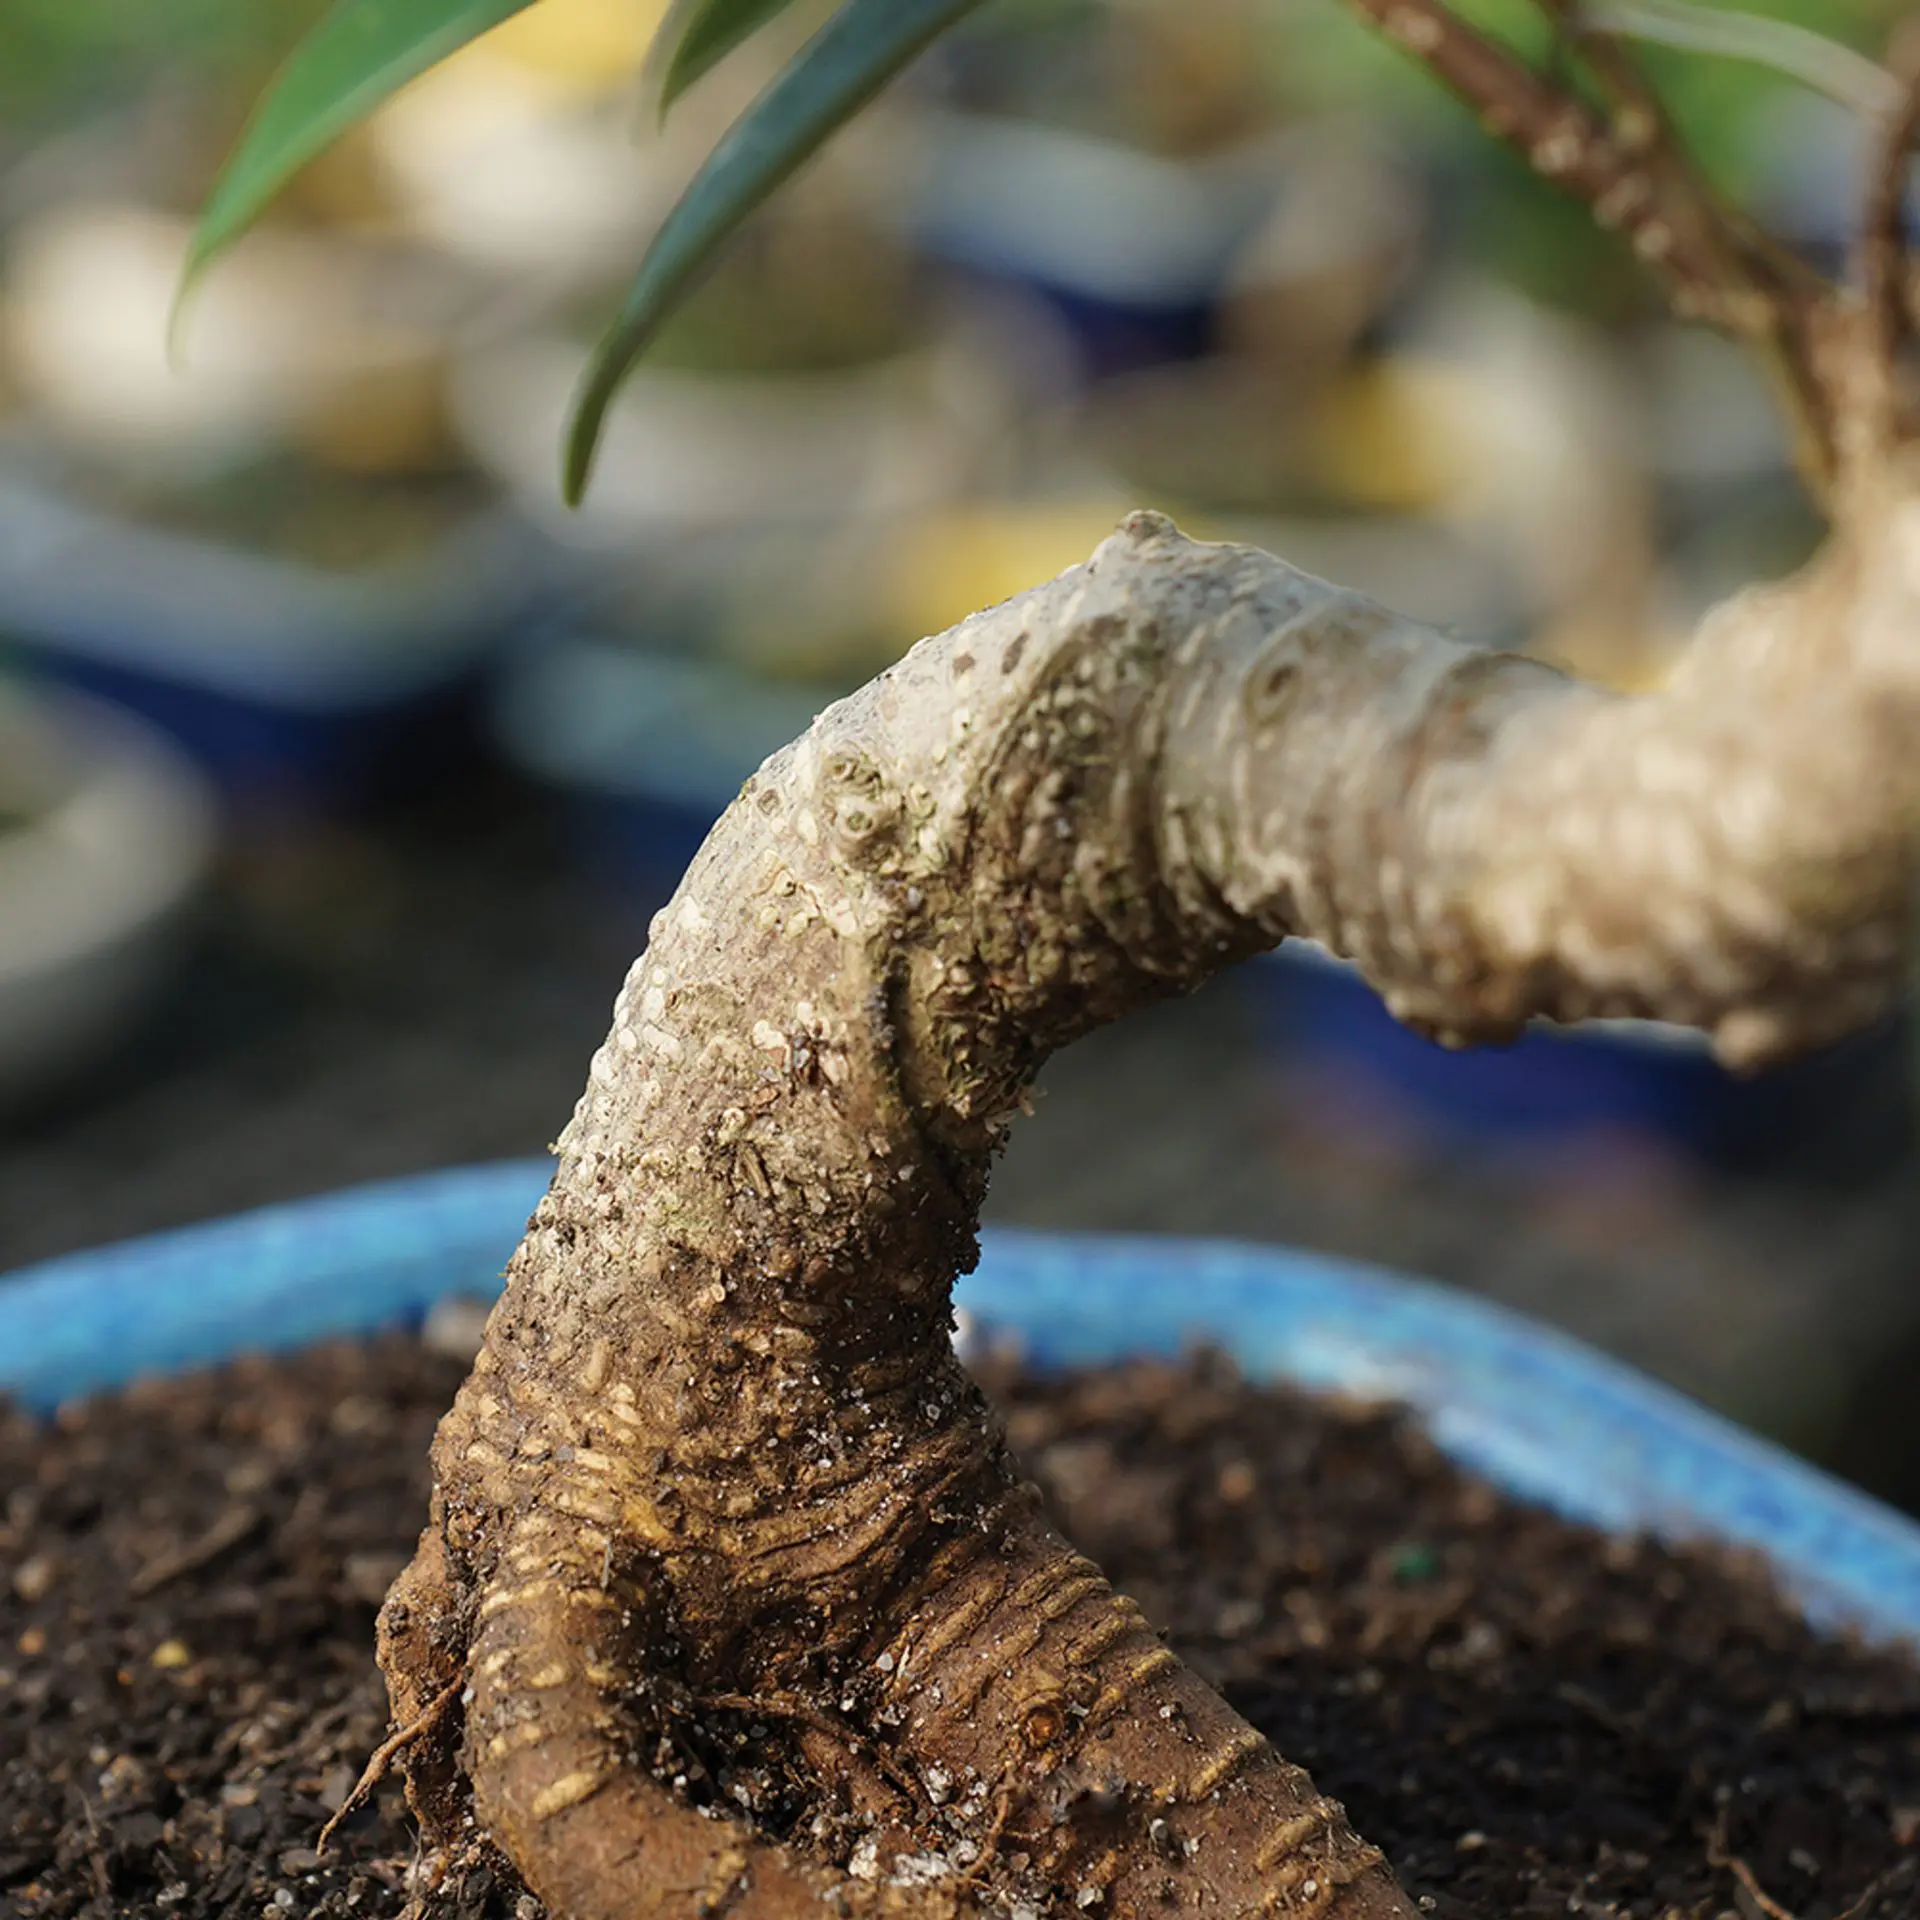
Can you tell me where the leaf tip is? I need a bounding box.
[562,386,610,507]
[564,304,667,505]
[166,243,214,371]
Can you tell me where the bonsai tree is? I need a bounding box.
[195,2,1920,1915]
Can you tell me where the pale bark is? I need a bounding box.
[378,492,1919,1920]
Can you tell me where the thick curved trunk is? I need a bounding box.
[378,499,1920,1919]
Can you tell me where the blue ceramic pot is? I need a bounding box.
[3,1162,1916,1647]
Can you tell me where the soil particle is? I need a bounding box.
[5,1337,1918,1920]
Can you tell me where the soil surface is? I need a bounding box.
[4,1335,1917,1920]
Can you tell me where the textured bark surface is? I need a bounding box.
[378,490,1919,1919]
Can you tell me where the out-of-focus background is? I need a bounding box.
[3,0,1917,1502]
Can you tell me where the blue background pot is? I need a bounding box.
[2,1162,1917,1649]
[912,116,1261,380]
[488,637,833,914]
[0,462,548,816]
[0,681,217,1112]
[1256,941,1909,1177]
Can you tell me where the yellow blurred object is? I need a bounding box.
[1532,610,1684,694]
[1317,353,1678,689]
[277,125,397,230]
[463,0,670,87]
[880,503,1212,646]
[1310,357,1484,513]
[293,350,452,475]
[368,13,674,276]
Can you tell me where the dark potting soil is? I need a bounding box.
[3,1340,1917,1920]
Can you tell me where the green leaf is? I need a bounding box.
[185,0,537,295]
[566,0,990,502]
[647,0,807,113]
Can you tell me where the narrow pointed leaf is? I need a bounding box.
[567,0,989,501]
[647,0,807,113]
[186,0,537,294]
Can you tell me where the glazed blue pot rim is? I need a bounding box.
[2,1158,1915,1648]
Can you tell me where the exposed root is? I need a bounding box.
[317,1676,464,1856]
[406,1478,1416,1920]
[1708,1816,1801,1920]
[461,1528,973,1920]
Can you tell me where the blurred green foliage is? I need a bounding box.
[0,0,328,140]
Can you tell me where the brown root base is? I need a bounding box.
[383,1473,1408,1920]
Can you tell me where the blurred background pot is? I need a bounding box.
[449,284,1006,560]
[909,2,1419,381]
[0,449,548,816]
[0,198,553,817]
[2,202,486,479]
[909,111,1297,378]
[489,638,828,914]
[0,676,215,1114]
